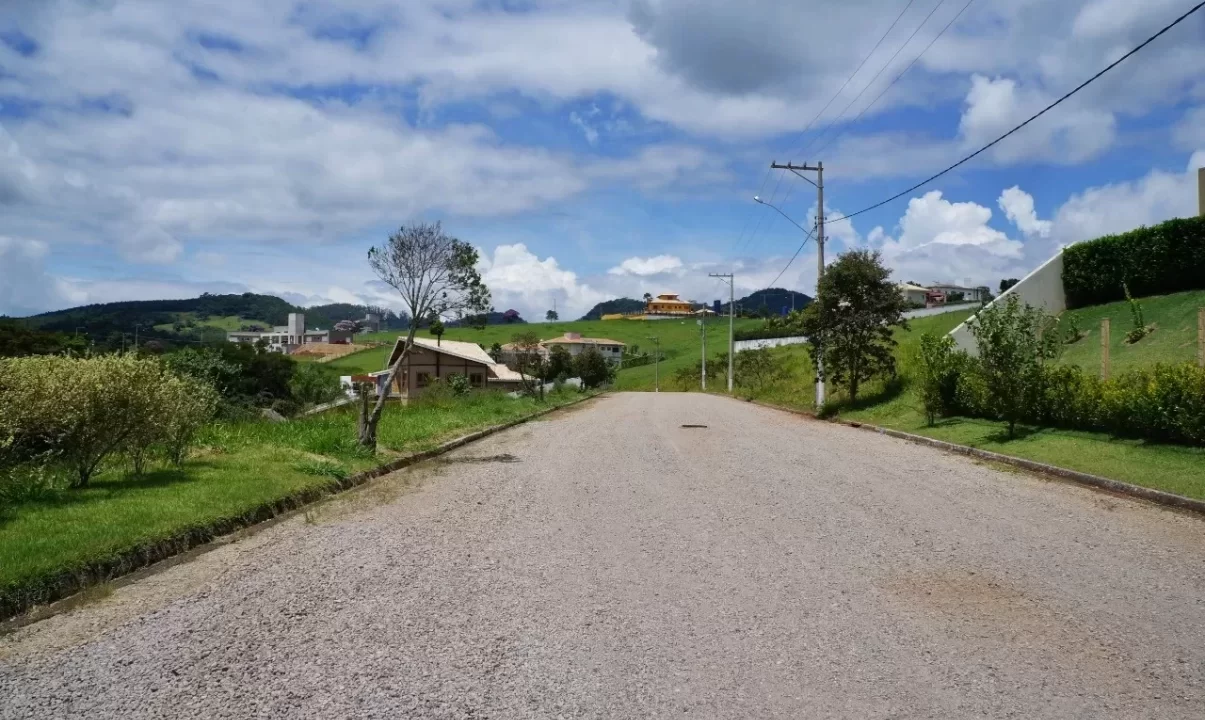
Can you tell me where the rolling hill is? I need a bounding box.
[579,298,645,320]
[724,288,813,316]
[14,293,411,349]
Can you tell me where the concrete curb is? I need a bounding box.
[737,396,1205,518]
[1,393,602,626]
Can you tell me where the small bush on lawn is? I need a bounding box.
[445,373,472,396]
[917,333,965,425]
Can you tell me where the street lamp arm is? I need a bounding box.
[754,196,810,235]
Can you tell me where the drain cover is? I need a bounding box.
[680,424,708,429]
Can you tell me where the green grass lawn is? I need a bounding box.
[728,307,1205,499]
[0,389,587,611]
[335,318,763,382]
[1055,289,1205,376]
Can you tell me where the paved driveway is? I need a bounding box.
[3,393,1204,718]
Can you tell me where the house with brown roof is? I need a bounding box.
[500,332,626,366]
[364,337,526,399]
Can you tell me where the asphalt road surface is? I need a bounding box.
[3,393,1204,719]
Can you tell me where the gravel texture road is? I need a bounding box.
[3,392,1205,718]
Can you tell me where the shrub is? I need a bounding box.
[1061,215,1205,308]
[290,362,344,406]
[0,355,167,487]
[734,347,786,397]
[159,375,219,466]
[1122,282,1151,344]
[445,373,472,396]
[965,295,1057,437]
[917,333,963,425]
[574,347,614,389]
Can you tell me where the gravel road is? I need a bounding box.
[3,392,1204,718]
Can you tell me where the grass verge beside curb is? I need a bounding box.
[1,393,601,626]
[734,395,1205,519]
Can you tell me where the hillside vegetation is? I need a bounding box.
[1054,289,1205,376]
[729,309,1205,498]
[16,293,411,350]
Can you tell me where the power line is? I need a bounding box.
[796,0,950,162]
[810,0,976,158]
[781,0,919,158]
[735,0,919,254]
[828,0,1205,225]
[767,224,817,289]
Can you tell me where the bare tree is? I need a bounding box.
[362,222,491,448]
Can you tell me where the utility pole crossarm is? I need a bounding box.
[770,161,821,187]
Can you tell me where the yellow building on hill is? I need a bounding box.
[646,293,693,315]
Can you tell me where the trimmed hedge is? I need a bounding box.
[1062,215,1205,308]
[946,360,1205,446]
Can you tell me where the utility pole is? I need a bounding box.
[709,272,734,392]
[771,160,825,408]
[699,316,707,390]
[647,335,661,392]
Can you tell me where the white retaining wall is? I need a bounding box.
[949,250,1066,354]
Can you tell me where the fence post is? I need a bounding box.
[1198,308,1204,368]
[1101,318,1111,380]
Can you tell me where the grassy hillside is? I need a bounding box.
[333,317,762,379]
[1054,289,1205,376]
[737,306,1205,498]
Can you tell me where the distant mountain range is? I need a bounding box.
[724,288,813,315]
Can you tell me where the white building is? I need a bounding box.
[928,284,987,303]
[226,313,351,353]
[898,283,931,306]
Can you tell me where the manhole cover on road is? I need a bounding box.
[680,424,708,429]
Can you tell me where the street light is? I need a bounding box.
[754,195,809,234]
[754,194,826,408]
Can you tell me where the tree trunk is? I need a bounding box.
[359,327,417,450]
[357,382,373,446]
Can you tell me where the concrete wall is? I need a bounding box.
[949,250,1066,354]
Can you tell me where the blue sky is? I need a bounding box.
[1,0,1204,320]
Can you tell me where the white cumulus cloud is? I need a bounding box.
[608,255,684,276]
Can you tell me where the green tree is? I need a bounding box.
[966,294,1058,438]
[365,222,491,448]
[488,342,503,363]
[545,309,558,321]
[574,346,613,389]
[999,278,1020,294]
[799,249,908,404]
[429,315,445,346]
[547,344,573,380]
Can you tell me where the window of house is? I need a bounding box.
[417,372,431,388]
[470,372,484,387]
